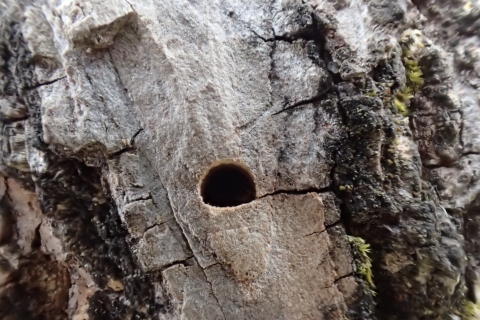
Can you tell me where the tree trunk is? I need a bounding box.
[0,0,479,319]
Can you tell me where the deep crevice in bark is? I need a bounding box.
[272,90,335,115]
[23,76,67,91]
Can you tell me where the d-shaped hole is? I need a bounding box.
[200,163,256,207]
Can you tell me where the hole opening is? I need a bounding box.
[200,162,256,207]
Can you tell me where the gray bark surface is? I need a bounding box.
[0,0,479,319]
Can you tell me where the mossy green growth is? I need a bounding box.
[348,236,376,295]
[394,87,414,117]
[404,58,424,92]
[393,40,425,117]
[463,300,480,320]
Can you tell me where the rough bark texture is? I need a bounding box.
[0,0,479,319]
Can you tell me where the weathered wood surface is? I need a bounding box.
[1,0,480,319]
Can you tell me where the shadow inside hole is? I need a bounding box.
[200,163,256,207]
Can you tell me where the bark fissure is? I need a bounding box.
[142,221,167,235]
[251,30,295,44]
[304,221,342,237]
[161,185,228,318]
[258,186,331,199]
[107,146,136,159]
[158,256,195,272]
[334,272,354,283]
[24,76,67,91]
[130,127,144,145]
[124,0,137,14]
[272,90,333,115]
[203,269,227,320]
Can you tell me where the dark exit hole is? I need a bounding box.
[200,163,256,207]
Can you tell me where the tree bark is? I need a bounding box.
[0,0,479,319]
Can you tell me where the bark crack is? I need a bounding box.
[202,268,227,320]
[158,256,195,272]
[107,146,136,159]
[459,110,465,149]
[142,220,167,235]
[25,76,67,90]
[304,220,342,237]
[335,272,354,283]
[107,128,145,159]
[304,229,327,237]
[258,185,331,199]
[4,178,13,203]
[251,30,271,42]
[123,0,138,15]
[161,186,226,319]
[234,106,273,132]
[130,128,144,145]
[251,29,294,43]
[272,91,332,115]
